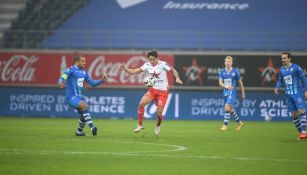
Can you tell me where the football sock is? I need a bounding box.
[292,117,302,133]
[82,110,94,129]
[299,113,306,133]
[157,115,163,126]
[77,119,86,133]
[138,107,144,126]
[230,111,241,123]
[224,111,230,126]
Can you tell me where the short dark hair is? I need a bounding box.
[147,50,158,58]
[281,52,292,59]
[74,55,84,62]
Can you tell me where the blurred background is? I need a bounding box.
[0,0,306,121]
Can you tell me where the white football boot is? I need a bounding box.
[133,125,144,133]
[154,126,161,136]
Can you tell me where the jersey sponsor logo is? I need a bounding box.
[224,78,232,86]
[77,78,85,87]
[283,75,293,85]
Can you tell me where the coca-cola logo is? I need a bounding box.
[0,55,38,82]
[88,56,149,84]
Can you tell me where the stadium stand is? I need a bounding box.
[2,0,90,48]
[1,0,307,51]
[0,0,26,45]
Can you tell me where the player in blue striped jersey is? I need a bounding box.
[219,56,245,131]
[274,52,307,140]
[58,55,107,136]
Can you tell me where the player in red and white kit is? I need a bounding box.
[120,51,183,135]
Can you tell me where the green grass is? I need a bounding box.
[0,117,306,175]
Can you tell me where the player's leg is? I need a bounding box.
[154,91,168,136]
[232,108,244,131]
[294,94,307,139]
[291,111,302,133]
[134,92,153,133]
[287,96,302,133]
[67,97,89,136]
[220,96,232,131]
[76,109,87,136]
[78,101,98,136]
[229,99,244,131]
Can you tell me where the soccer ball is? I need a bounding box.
[144,76,156,87]
[264,115,272,122]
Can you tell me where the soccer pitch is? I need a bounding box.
[0,117,306,175]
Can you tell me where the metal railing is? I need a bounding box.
[1,30,307,51]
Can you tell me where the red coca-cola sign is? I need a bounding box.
[0,52,174,86]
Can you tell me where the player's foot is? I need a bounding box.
[75,132,87,136]
[133,125,144,133]
[298,132,307,140]
[220,125,228,131]
[154,126,160,136]
[91,127,98,136]
[235,122,244,131]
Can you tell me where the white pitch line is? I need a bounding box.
[0,148,306,163]
[0,135,187,153]
[1,136,307,163]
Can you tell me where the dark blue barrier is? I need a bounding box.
[1,87,303,121]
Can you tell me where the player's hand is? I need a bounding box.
[101,75,108,81]
[241,93,246,99]
[225,85,233,90]
[119,64,126,71]
[274,89,279,95]
[304,91,307,100]
[176,78,183,85]
[59,81,66,88]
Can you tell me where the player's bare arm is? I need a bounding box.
[120,64,142,75]
[238,79,245,99]
[172,68,183,84]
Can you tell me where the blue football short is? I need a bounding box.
[67,96,86,109]
[286,93,306,112]
[224,94,236,107]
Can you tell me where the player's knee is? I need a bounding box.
[291,111,299,118]
[298,109,305,115]
[79,102,88,110]
[224,105,231,112]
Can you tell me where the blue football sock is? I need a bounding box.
[82,110,95,129]
[230,111,241,123]
[299,114,306,133]
[224,112,230,126]
[77,119,86,133]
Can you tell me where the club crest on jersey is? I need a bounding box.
[151,72,160,78]
[232,73,235,76]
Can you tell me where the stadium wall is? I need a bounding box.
[0,50,306,121]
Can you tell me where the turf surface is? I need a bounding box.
[0,117,306,175]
